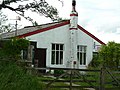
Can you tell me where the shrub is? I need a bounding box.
[1,38,29,60]
[54,70,64,77]
[0,60,45,90]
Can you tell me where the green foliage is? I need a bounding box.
[0,38,45,90]
[1,38,29,60]
[54,70,64,77]
[89,41,120,68]
[99,41,120,68]
[0,60,45,90]
[89,53,103,68]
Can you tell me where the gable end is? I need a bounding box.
[78,25,105,45]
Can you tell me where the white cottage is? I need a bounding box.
[1,0,105,69]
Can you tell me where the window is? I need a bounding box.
[51,44,64,65]
[21,45,35,64]
[93,42,96,49]
[23,50,28,59]
[77,45,87,65]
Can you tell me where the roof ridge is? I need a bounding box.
[24,20,70,28]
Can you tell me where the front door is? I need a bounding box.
[35,48,46,68]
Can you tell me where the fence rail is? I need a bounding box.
[26,67,120,90]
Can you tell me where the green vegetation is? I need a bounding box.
[89,53,102,68]
[80,40,120,90]
[0,38,45,90]
[90,41,120,69]
[0,38,65,90]
[0,59,68,90]
[0,38,29,60]
[99,41,120,68]
[0,60,45,90]
[0,39,119,90]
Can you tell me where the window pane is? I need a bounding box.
[77,46,79,51]
[80,46,82,52]
[77,45,87,65]
[51,51,55,64]
[80,53,82,65]
[83,53,86,65]
[77,52,79,61]
[60,51,63,64]
[56,44,59,50]
[56,51,59,64]
[84,47,86,52]
[52,44,55,50]
[60,44,63,50]
[51,44,64,65]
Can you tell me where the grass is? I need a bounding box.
[0,58,119,90]
[0,59,88,90]
[37,76,69,90]
[72,68,120,90]
[0,59,69,90]
[0,60,45,90]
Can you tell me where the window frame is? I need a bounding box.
[77,45,87,65]
[51,43,64,65]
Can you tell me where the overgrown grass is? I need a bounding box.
[0,60,45,90]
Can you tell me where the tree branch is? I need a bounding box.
[0,0,63,24]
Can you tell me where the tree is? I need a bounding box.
[0,11,13,33]
[0,0,62,24]
[99,41,120,68]
[0,11,7,33]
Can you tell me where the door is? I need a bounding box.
[35,48,46,68]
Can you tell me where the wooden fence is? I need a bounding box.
[26,67,120,90]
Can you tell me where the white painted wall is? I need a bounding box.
[26,25,71,68]
[77,28,93,69]
[25,24,99,69]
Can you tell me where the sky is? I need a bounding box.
[1,0,120,43]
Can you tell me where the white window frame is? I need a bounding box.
[77,45,87,65]
[51,44,64,65]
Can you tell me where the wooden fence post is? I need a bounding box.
[100,67,105,90]
[70,70,73,90]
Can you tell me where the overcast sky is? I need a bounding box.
[1,0,120,43]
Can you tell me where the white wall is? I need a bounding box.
[26,25,71,68]
[77,28,93,69]
[26,25,97,69]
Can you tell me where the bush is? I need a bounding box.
[54,70,64,77]
[89,53,102,68]
[0,60,45,90]
[99,42,120,68]
[1,38,29,60]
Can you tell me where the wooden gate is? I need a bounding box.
[33,67,120,90]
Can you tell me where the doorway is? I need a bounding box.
[35,48,46,68]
